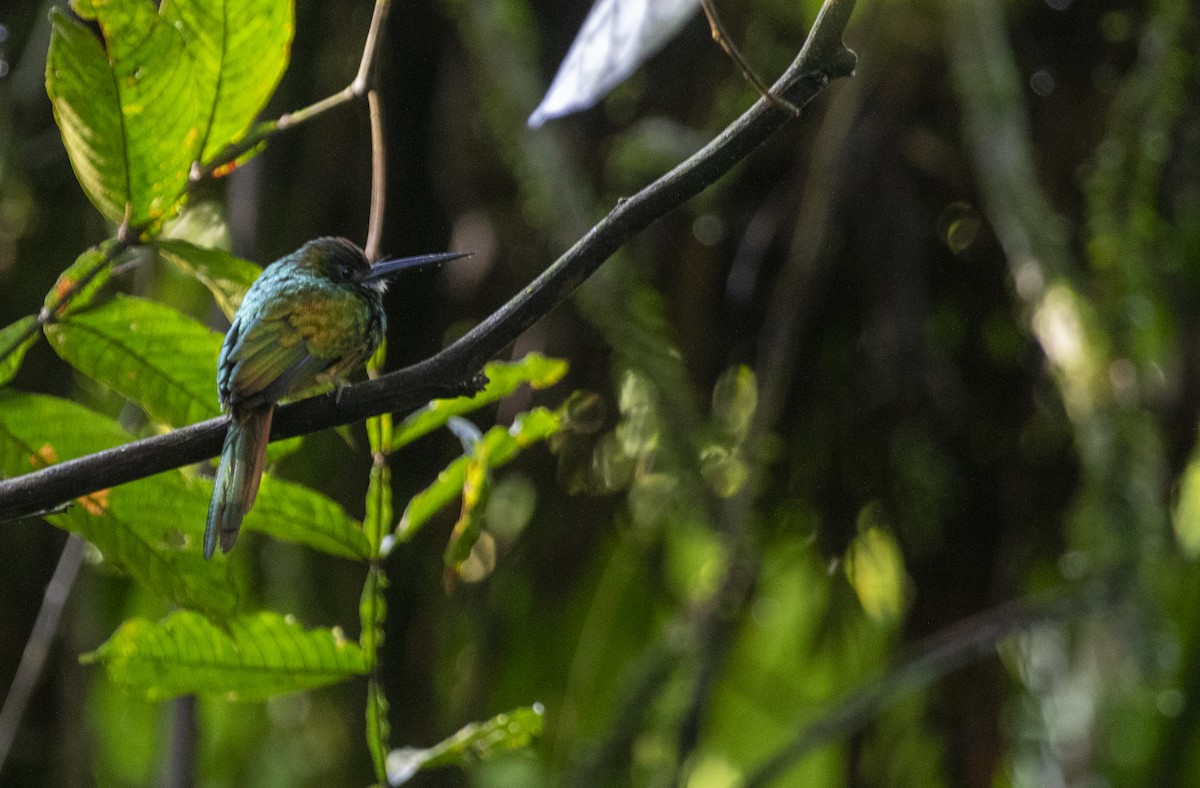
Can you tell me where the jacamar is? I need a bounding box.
[204,237,468,559]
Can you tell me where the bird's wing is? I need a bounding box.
[219,291,339,410]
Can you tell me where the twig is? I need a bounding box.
[0,534,86,772]
[0,0,857,522]
[741,578,1122,787]
[700,0,799,115]
[365,89,386,262]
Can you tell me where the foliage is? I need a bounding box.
[2,0,1199,786]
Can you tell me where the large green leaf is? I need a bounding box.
[393,355,568,449]
[396,408,564,543]
[385,705,545,785]
[162,0,294,165]
[242,474,371,560]
[45,294,221,427]
[155,239,260,321]
[84,610,369,701]
[0,316,39,387]
[0,392,237,617]
[47,3,202,227]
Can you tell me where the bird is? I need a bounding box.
[204,237,469,559]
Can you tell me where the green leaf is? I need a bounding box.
[0,392,237,617]
[385,705,545,785]
[155,239,260,321]
[45,294,221,427]
[42,242,116,318]
[444,459,490,575]
[0,316,39,387]
[161,0,293,164]
[84,610,368,701]
[47,4,201,227]
[1173,459,1200,557]
[397,407,563,542]
[242,474,371,560]
[844,517,911,625]
[393,354,568,449]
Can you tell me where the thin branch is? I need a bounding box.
[700,0,799,115]
[741,578,1123,788]
[0,0,858,522]
[0,534,86,771]
[365,89,386,262]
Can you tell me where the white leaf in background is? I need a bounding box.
[528,0,701,128]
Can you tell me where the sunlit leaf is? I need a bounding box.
[84,610,368,701]
[0,316,39,387]
[45,294,221,427]
[385,705,545,785]
[393,354,567,449]
[242,474,371,560]
[844,517,911,625]
[47,4,201,227]
[162,0,294,164]
[1173,459,1200,558]
[155,239,260,321]
[528,0,700,127]
[396,408,564,542]
[0,392,237,617]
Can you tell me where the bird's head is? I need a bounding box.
[298,237,469,293]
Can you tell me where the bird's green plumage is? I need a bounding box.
[204,237,386,559]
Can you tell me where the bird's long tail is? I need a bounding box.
[204,405,273,559]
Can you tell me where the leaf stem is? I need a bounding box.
[700,0,800,115]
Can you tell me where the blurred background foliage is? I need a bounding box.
[1,0,1198,785]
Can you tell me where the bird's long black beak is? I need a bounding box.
[361,251,472,284]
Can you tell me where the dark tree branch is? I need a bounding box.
[0,0,858,522]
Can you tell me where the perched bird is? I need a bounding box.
[204,237,468,558]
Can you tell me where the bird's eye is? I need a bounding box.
[339,265,355,279]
